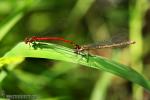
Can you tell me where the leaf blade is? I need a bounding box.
[1,42,150,91]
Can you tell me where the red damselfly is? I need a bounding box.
[24,36,136,55]
[24,36,79,48]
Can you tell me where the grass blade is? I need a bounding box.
[1,42,150,91]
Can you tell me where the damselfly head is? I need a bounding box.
[24,37,34,44]
[73,45,85,54]
[24,36,37,44]
[24,37,30,44]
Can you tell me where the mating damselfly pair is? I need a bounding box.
[25,35,136,54]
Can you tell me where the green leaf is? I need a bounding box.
[1,42,150,91]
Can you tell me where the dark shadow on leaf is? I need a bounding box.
[31,42,97,63]
[31,42,77,56]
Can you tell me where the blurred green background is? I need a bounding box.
[0,0,150,100]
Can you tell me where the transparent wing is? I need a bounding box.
[82,34,132,49]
